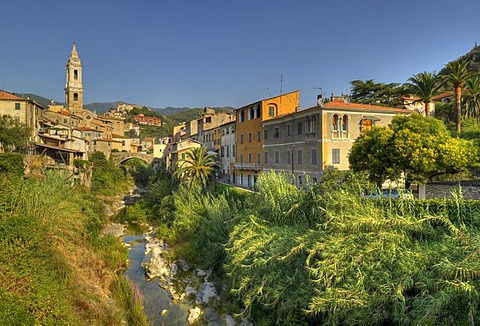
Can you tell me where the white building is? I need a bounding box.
[219,121,236,184]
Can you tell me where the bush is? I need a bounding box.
[0,152,24,176]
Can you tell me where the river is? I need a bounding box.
[123,234,190,325]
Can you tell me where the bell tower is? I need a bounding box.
[65,43,84,113]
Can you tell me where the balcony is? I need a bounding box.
[234,162,262,170]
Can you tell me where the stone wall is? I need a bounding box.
[425,181,480,200]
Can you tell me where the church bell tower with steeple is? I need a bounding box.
[65,43,84,113]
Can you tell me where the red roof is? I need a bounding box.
[322,100,408,113]
[432,92,454,100]
[0,91,24,100]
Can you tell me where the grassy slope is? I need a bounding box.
[0,169,147,325]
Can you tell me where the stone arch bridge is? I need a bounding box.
[111,152,155,166]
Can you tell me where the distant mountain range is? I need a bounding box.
[13,93,233,116]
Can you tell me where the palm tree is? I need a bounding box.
[442,61,475,133]
[464,76,480,121]
[408,71,443,117]
[174,147,219,187]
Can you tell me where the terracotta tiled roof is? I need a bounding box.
[0,91,24,100]
[432,92,454,100]
[322,100,408,113]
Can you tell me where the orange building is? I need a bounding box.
[234,90,300,188]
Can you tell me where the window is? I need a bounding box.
[287,150,291,164]
[14,103,20,110]
[232,145,236,157]
[257,131,261,142]
[240,174,244,185]
[310,115,317,132]
[239,110,245,122]
[264,129,268,140]
[274,150,280,164]
[312,148,318,164]
[264,151,269,164]
[64,118,68,124]
[181,153,186,160]
[240,134,244,144]
[297,122,303,135]
[248,153,252,163]
[274,127,280,138]
[362,119,373,132]
[74,93,78,101]
[268,105,275,117]
[332,149,340,164]
[74,69,78,80]
[297,149,303,164]
[206,117,211,123]
[221,146,225,157]
[287,124,291,136]
[249,108,255,120]
[226,146,229,157]
[240,154,244,163]
[342,115,348,132]
[256,106,261,118]
[257,153,261,164]
[332,114,339,131]
[248,132,252,142]
[313,177,318,184]
[306,117,311,133]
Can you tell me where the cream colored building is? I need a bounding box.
[262,97,410,187]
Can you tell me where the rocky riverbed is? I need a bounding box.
[102,188,252,325]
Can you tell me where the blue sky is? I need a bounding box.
[1,0,480,109]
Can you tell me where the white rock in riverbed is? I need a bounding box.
[188,307,202,324]
[144,235,170,280]
[196,281,218,304]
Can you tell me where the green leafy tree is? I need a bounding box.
[348,127,396,186]
[0,115,31,151]
[408,71,443,117]
[174,147,219,188]
[349,113,478,188]
[443,61,476,133]
[464,76,480,121]
[349,79,407,107]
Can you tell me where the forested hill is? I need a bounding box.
[439,44,480,75]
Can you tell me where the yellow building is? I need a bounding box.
[0,91,45,144]
[234,90,300,188]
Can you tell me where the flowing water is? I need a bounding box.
[123,234,190,325]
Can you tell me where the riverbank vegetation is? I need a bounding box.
[0,153,149,325]
[143,168,480,325]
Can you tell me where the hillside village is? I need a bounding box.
[0,43,470,190]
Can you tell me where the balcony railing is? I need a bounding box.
[234,162,262,170]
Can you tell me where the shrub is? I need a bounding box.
[0,152,24,176]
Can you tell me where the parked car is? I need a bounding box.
[364,189,414,200]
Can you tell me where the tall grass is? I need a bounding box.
[0,170,133,324]
[225,171,480,325]
[110,275,150,326]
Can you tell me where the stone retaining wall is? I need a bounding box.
[425,182,480,200]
